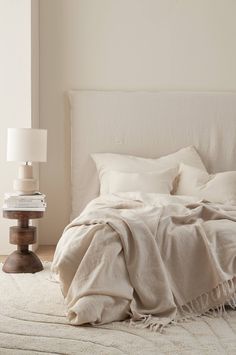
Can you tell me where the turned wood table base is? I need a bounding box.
[3,246,43,274]
[3,211,44,274]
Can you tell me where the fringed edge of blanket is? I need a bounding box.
[127,277,236,333]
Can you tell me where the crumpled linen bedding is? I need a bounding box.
[51,193,236,330]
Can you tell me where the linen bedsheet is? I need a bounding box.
[51,193,236,331]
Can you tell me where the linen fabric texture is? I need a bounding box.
[91,146,206,195]
[101,167,178,194]
[52,193,236,331]
[176,164,236,203]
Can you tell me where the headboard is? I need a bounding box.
[69,90,236,218]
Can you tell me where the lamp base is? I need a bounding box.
[13,164,38,195]
[13,178,38,195]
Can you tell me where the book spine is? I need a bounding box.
[5,201,46,205]
[4,202,46,207]
[5,197,45,202]
[3,207,46,211]
[4,195,45,200]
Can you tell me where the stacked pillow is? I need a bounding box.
[104,168,178,194]
[92,146,206,195]
[175,164,236,204]
[92,146,236,204]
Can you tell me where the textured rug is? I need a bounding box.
[0,263,236,355]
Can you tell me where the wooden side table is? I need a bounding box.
[3,210,44,273]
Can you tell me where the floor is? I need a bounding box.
[1,263,236,354]
[36,244,56,261]
[0,245,56,263]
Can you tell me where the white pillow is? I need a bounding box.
[106,168,178,194]
[91,146,206,194]
[175,164,236,203]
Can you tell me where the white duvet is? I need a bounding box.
[52,193,236,330]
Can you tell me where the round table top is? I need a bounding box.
[3,210,44,220]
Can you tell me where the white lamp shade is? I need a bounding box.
[7,128,47,162]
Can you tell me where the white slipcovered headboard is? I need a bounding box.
[69,91,236,218]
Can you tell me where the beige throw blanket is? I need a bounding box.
[52,193,236,331]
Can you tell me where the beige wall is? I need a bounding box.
[0,0,32,254]
[39,0,236,244]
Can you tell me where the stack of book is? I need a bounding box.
[3,193,46,211]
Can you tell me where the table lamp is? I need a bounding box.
[7,128,47,195]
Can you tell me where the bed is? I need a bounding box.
[52,91,236,336]
[67,90,236,218]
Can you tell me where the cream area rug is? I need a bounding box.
[0,263,236,355]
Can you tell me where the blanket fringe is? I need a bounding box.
[128,277,236,333]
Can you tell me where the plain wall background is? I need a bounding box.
[39,0,236,245]
[0,0,32,254]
